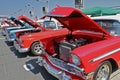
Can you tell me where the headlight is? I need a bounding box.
[71,54,81,65]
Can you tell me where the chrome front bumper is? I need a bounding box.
[37,55,89,80]
[37,56,72,80]
[6,34,14,42]
[14,41,29,53]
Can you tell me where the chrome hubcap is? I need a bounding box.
[96,64,110,80]
[34,43,42,54]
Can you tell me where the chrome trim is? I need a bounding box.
[14,41,29,53]
[48,56,85,77]
[67,63,84,71]
[90,48,120,62]
[37,57,72,80]
[37,54,86,80]
[6,33,14,42]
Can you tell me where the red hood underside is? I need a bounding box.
[46,6,110,36]
[18,15,46,30]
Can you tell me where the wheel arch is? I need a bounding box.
[106,58,118,72]
[93,59,113,80]
[30,40,40,49]
[97,58,118,73]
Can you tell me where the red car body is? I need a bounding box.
[16,6,120,80]
[35,7,120,80]
[14,28,69,54]
[14,15,65,55]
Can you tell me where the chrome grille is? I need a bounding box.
[59,41,76,61]
[49,56,85,78]
[59,45,71,61]
[50,57,74,72]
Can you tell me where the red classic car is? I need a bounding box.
[5,15,47,42]
[34,7,120,80]
[14,16,64,55]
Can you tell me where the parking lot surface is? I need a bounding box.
[0,30,58,80]
[0,30,120,80]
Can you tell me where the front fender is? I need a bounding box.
[72,37,120,73]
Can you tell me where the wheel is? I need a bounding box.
[30,42,43,56]
[93,61,112,80]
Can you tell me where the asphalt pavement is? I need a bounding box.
[0,30,58,80]
[0,30,120,80]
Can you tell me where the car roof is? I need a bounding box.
[91,14,120,21]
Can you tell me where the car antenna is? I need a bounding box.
[56,4,62,7]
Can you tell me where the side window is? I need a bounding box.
[57,22,63,29]
[94,20,102,27]
[112,21,120,35]
[38,22,43,27]
[43,21,56,29]
[113,21,120,27]
[101,21,111,28]
[94,19,120,35]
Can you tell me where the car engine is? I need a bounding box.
[59,38,88,61]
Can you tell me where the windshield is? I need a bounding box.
[94,20,120,35]
[38,22,44,27]
[43,21,56,29]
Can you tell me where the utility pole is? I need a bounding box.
[36,0,49,14]
[75,0,84,9]
[27,4,35,17]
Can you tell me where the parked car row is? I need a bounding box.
[1,6,120,80]
[1,17,17,36]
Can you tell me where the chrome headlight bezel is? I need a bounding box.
[71,54,81,66]
[17,38,24,46]
[19,38,23,44]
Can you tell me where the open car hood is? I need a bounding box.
[18,15,46,30]
[46,7,110,36]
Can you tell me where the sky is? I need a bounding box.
[0,0,120,18]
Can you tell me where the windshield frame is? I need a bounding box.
[43,20,57,29]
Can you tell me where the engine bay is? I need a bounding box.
[59,38,88,61]
[48,31,105,62]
